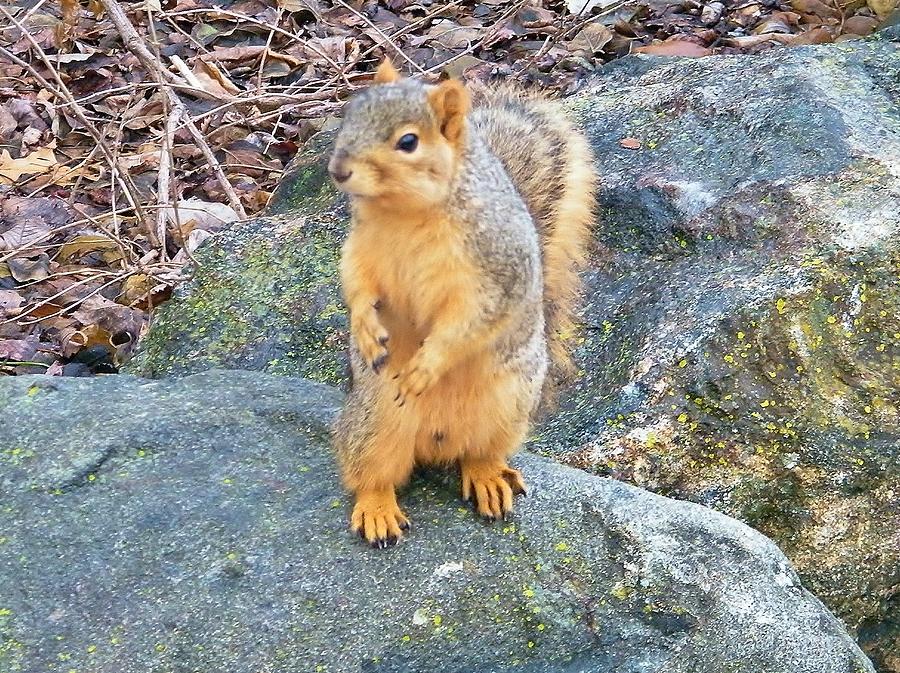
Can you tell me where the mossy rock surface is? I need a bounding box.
[127,40,900,671]
[127,132,349,385]
[0,371,876,672]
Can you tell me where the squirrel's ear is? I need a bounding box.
[374,59,401,84]
[427,79,470,144]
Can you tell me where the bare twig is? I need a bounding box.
[169,54,206,90]
[1,272,119,326]
[0,360,51,369]
[10,271,136,327]
[14,268,119,290]
[256,8,282,92]
[185,87,341,129]
[184,117,247,218]
[98,0,247,219]
[211,101,341,137]
[97,0,187,87]
[18,0,49,25]
[161,7,351,85]
[156,106,181,259]
[332,0,426,74]
[0,11,149,227]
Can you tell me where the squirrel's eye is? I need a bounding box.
[396,133,418,153]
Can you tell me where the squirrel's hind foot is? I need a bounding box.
[350,488,410,548]
[460,459,527,521]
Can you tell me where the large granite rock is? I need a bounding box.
[124,40,900,670]
[0,371,876,672]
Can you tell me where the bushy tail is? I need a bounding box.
[540,129,595,403]
[469,84,597,407]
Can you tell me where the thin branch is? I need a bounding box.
[0,360,51,369]
[0,11,149,226]
[98,0,247,219]
[11,272,136,327]
[156,104,181,259]
[256,8,282,92]
[161,7,351,84]
[97,0,187,87]
[332,0,426,74]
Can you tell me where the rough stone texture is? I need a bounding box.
[125,41,900,670]
[542,42,900,673]
[127,132,350,386]
[0,371,876,673]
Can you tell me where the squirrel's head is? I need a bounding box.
[328,60,470,207]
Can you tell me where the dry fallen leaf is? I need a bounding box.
[5,99,47,133]
[721,33,787,47]
[172,228,215,266]
[441,54,485,78]
[6,254,51,282]
[292,36,360,67]
[788,26,836,43]
[71,293,145,344]
[206,45,301,67]
[119,274,153,306]
[277,0,324,17]
[191,60,241,98]
[0,337,38,361]
[754,11,801,34]
[790,0,841,18]
[409,20,485,49]
[566,0,620,13]
[0,289,24,318]
[619,137,642,149]
[0,106,17,138]
[867,0,899,18]
[567,23,614,56]
[0,146,58,182]
[842,15,880,34]
[635,40,712,57]
[58,234,123,263]
[0,220,52,251]
[164,198,240,233]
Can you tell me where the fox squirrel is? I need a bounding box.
[329,60,596,547]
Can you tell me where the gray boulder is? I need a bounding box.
[0,371,875,672]
[532,38,900,673]
[125,39,900,670]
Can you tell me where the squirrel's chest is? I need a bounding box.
[365,224,473,320]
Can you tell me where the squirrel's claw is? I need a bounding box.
[371,352,388,374]
[350,490,409,548]
[394,359,439,406]
[460,460,527,521]
[352,311,390,374]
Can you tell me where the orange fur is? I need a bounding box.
[340,201,538,541]
[543,130,596,388]
[428,79,470,147]
[373,59,400,84]
[331,69,596,545]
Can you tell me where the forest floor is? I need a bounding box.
[0,0,895,375]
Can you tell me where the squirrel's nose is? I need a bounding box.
[330,167,352,183]
[328,150,352,184]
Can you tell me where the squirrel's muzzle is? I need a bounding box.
[328,149,353,184]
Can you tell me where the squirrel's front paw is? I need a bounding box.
[352,310,390,373]
[393,351,440,406]
[461,459,527,521]
[351,488,410,548]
